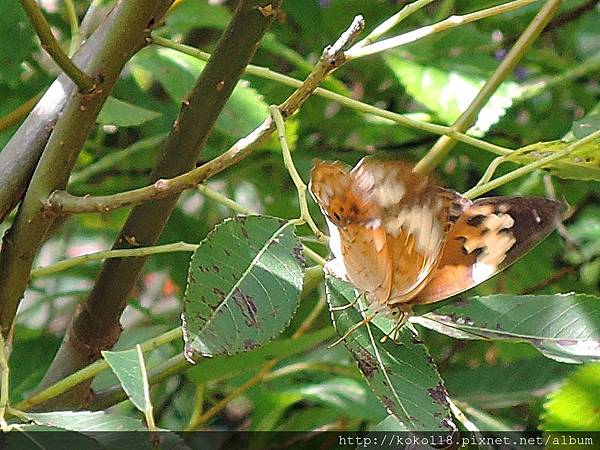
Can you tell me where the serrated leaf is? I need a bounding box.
[97,97,161,127]
[508,140,600,181]
[183,215,304,357]
[385,55,520,135]
[102,346,152,415]
[413,294,600,364]
[325,276,455,433]
[445,358,572,408]
[541,363,600,432]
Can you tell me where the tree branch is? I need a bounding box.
[0,1,172,223]
[414,0,564,175]
[34,0,293,409]
[19,0,95,92]
[0,0,174,334]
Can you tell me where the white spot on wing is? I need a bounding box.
[471,262,495,284]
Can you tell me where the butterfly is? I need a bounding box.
[309,157,564,338]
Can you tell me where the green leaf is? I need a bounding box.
[23,411,146,431]
[102,346,152,415]
[163,0,231,33]
[287,377,387,422]
[541,363,600,432]
[445,358,572,408]
[18,412,184,449]
[325,276,456,433]
[508,140,600,181]
[370,415,410,431]
[97,96,161,127]
[186,327,334,383]
[131,47,268,136]
[385,55,520,135]
[183,215,304,357]
[413,294,600,364]
[0,2,35,87]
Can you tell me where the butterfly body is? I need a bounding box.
[310,158,564,317]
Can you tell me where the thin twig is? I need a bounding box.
[463,128,600,198]
[46,16,365,215]
[30,242,198,279]
[270,105,326,242]
[63,0,81,56]
[346,0,539,59]
[152,35,513,158]
[414,0,562,175]
[20,0,95,91]
[351,0,436,49]
[0,93,43,132]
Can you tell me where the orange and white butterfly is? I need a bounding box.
[310,157,564,329]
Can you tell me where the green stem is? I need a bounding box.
[351,0,436,49]
[346,0,539,59]
[0,93,42,132]
[463,129,600,199]
[197,184,253,215]
[270,105,326,242]
[0,335,9,429]
[414,0,562,174]
[151,35,513,157]
[64,0,81,56]
[20,0,94,91]
[14,327,183,412]
[30,242,197,278]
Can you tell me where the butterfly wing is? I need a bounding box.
[310,160,392,304]
[351,158,468,304]
[411,196,564,304]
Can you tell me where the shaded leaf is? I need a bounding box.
[102,346,152,415]
[0,2,34,87]
[370,415,410,431]
[385,55,520,135]
[163,0,231,32]
[131,47,268,136]
[541,363,600,432]
[97,97,161,127]
[183,216,304,357]
[413,294,600,364]
[23,411,146,431]
[185,327,334,383]
[445,358,572,408]
[326,276,455,433]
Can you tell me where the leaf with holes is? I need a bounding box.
[412,294,600,364]
[183,215,304,357]
[325,276,456,433]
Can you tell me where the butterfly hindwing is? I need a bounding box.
[412,196,564,304]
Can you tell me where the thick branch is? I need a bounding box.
[35,0,293,409]
[0,1,171,222]
[0,0,174,335]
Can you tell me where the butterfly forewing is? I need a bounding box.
[412,196,564,304]
[310,160,392,304]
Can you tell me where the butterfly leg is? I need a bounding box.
[329,291,363,311]
[380,305,413,344]
[328,312,377,348]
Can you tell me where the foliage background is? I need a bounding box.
[1,0,600,440]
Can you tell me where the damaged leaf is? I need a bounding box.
[325,276,456,433]
[183,215,304,357]
[412,294,600,364]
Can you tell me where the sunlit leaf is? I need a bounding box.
[183,215,304,357]
[413,294,600,364]
[541,363,600,432]
[326,276,456,433]
[385,55,520,135]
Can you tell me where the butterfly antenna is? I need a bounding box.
[328,312,377,348]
